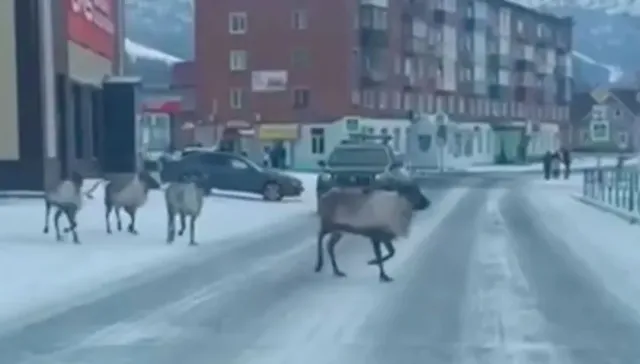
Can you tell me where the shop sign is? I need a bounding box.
[258,124,299,140]
[68,0,116,60]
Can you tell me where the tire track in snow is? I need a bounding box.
[456,187,570,363]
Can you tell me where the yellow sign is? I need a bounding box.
[258,124,299,140]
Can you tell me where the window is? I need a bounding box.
[363,90,375,108]
[229,50,247,71]
[311,128,325,154]
[230,88,243,109]
[229,12,247,34]
[72,84,84,159]
[292,48,310,67]
[618,131,629,147]
[393,91,402,109]
[292,10,308,30]
[351,90,360,105]
[378,91,387,109]
[614,108,622,118]
[477,130,483,153]
[230,158,249,169]
[590,121,609,142]
[293,88,310,108]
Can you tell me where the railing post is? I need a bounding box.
[614,170,621,208]
[629,170,636,212]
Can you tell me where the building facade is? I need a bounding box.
[0,0,124,191]
[195,0,572,170]
[570,88,640,154]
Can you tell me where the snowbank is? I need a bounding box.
[526,183,640,322]
[0,172,317,329]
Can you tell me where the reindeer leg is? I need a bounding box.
[166,209,175,244]
[53,209,64,242]
[115,207,123,232]
[125,206,138,235]
[327,232,346,277]
[367,239,395,265]
[177,213,186,236]
[372,239,393,282]
[188,215,197,246]
[43,200,51,234]
[64,207,80,244]
[314,228,328,273]
[105,202,113,234]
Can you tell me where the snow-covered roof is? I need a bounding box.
[124,38,183,65]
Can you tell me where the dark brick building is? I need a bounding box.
[195,0,573,163]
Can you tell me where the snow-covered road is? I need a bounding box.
[2,173,640,364]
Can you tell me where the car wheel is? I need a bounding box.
[262,182,283,201]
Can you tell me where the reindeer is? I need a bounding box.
[43,171,85,243]
[165,172,206,246]
[315,173,430,282]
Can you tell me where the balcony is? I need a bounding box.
[402,74,420,89]
[360,28,389,48]
[360,68,386,86]
[402,0,426,17]
[403,38,426,55]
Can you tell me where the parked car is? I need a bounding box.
[161,151,304,201]
[316,134,403,210]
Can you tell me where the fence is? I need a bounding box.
[582,167,640,213]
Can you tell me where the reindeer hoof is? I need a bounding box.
[367,258,379,265]
[380,275,393,283]
[178,231,185,237]
[314,264,323,273]
[43,227,49,234]
[333,271,347,278]
[189,241,198,246]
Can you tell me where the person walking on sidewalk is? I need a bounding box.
[542,151,552,180]
[560,147,571,179]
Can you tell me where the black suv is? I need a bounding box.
[316,134,403,206]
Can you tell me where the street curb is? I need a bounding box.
[571,194,640,224]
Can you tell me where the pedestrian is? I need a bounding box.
[542,151,552,180]
[560,147,571,179]
[262,146,271,168]
[551,150,561,179]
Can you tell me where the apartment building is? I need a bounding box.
[195,0,572,169]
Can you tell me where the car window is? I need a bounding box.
[229,158,250,170]
[199,153,227,166]
[327,147,390,167]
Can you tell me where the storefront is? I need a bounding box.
[257,123,299,168]
[0,0,123,191]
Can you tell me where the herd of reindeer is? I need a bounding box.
[42,169,430,283]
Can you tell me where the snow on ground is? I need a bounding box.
[526,181,640,322]
[0,172,317,328]
[463,156,623,173]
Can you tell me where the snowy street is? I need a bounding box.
[2,173,640,363]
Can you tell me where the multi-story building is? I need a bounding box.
[195,0,572,169]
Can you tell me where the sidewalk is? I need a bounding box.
[462,156,624,173]
[0,172,318,329]
[525,181,640,322]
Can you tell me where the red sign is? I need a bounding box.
[67,0,115,60]
[142,100,182,114]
